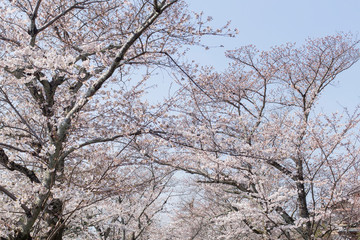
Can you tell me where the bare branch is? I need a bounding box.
[0,148,41,183]
[0,34,21,46]
[0,185,32,217]
[0,143,28,153]
[37,2,85,33]
[60,130,142,160]
[0,87,44,146]
[58,2,177,141]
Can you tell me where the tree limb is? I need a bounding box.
[57,1,177,142]
[0,148,40,183]
[0,185,32,217]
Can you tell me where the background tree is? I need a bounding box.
[152,33,360,240]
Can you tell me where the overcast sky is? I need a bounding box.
[186,0,360,113]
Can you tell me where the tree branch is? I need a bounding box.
[0,143,28,153]
[57,1,177,142]
[60,130,142,160]
[0,34,21,46]
[0,185,32,217]
[0,87,44,146]
[0,148,40,183]
[37,2,85,33]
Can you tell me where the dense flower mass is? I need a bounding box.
[157,33,360,240]
[0,0,359,239]
[0,0,228,238]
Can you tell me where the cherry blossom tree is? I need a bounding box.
[1,1,359,240]
[0,0,234,239]
[152,33,360,240]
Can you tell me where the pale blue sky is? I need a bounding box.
[187,0,360,113]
